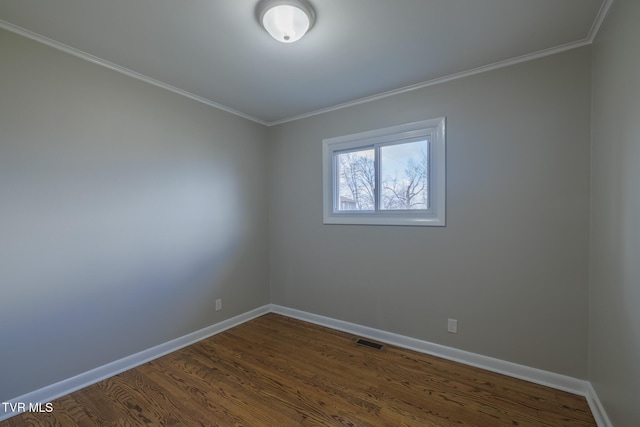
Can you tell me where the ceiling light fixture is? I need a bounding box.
[256,0,316,43]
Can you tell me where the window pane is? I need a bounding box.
[380,140,429,210]
[336,148,375,211]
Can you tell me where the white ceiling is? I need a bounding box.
[0,0,610,125]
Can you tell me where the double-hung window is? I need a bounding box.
[322,118,446,226]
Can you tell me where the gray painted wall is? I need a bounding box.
[268,47,592,378]
[590,0,640,424]
[0,29,269,401]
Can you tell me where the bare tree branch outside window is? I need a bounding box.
[337,140,429,211]
[337,149,374,210]
[381,141,429,210]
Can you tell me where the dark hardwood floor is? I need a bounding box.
[1,313,596,426]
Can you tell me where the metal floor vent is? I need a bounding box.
[354,338,385,350]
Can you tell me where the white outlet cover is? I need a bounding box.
[447,318,458,334]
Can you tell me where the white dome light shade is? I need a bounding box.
[257,0,316,43]
[263,5,308,43]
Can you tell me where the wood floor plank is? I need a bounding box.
[1,313,596,426]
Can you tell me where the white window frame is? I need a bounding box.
[322,118,446,226]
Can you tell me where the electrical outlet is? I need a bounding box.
[447,318,458,334]
[215,299,222,311]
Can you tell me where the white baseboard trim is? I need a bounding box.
[585,382,614,427]
[0,305,270,422]
[270,304,612,427]
[1,303,612,427]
